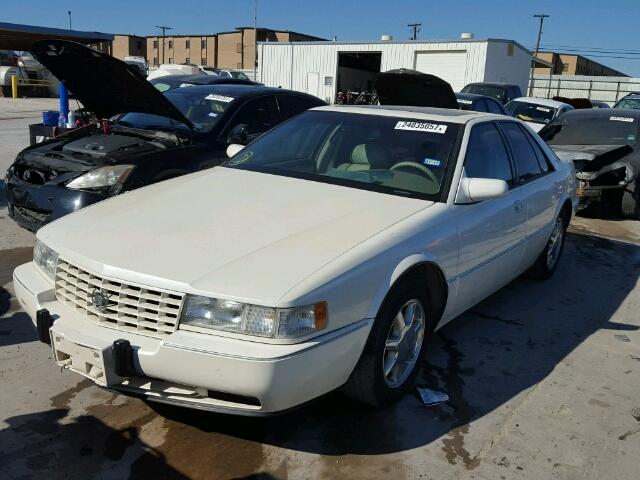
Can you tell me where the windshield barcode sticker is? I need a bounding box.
[610,116,634,123]
[457,99,473,105]
[536,107,551,112]
[395,121,448,134]
[205,94,235,102]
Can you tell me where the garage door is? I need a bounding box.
[415,51,467,91]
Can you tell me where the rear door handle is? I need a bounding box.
[513,200,524,213]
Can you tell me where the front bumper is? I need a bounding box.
[575,179,630,207]
[13,262,371,415]
[5,174,108,231]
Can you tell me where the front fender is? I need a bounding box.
[365,253,445,319]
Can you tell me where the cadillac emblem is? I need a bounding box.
[90,288,113,312]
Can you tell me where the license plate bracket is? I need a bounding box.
[51,332,116,386]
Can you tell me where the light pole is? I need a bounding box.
[253,0,258,80]
[155,25,173,65]
[67,10,72,30]
[529,14,549,96]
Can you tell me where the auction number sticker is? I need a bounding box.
[457,99,473,105]
[395,121,448,134]
[610,116,634,123]
[536,107,551,112]
[205,94,235,102]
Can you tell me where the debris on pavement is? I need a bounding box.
[417,387,449,406]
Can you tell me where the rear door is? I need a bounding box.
[452,121,528,313]
[498,121,559,265]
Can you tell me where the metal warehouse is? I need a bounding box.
[258,36,532,103]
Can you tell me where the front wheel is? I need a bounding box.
[530,214,567,281]
[344,276,431,407]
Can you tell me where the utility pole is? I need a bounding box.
[155,25,173,64]
[67,11,72,30]
[408,23,421,41]
[529,13,549,95]
[254,0,258,80]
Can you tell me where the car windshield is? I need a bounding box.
[461,85,504,101]
[224,111,460,200]
[117,90,236,133]
[506,101,557,124]
[541,114,639,146]
[614,97,640,110]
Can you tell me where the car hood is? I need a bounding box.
[39,168,432,304]
[375,69,458,109]
[31,40,194,129]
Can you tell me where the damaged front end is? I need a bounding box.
[552,145,637,209]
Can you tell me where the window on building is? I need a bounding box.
[153,40,158,49]
[185,57,190,64]
[168,57,173,63]
[168,41,173,49]
[562,63,569,72]
[201,58,207,65]
[236,42,243,53]
[153,57,159,66]
[201,39,206,49]
[186,40,190,49]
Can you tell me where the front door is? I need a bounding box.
[449,122,528,317]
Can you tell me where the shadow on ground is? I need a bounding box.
[1,230,639,479]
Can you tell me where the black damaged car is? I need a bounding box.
[540,108,640,218]
[4,40,325,231]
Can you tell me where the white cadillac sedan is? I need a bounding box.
[14,105,576,415]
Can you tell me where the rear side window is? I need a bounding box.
[277,95,321,121]
[519,124,555,173]
[500,122,542,182]
[464,123,513,185]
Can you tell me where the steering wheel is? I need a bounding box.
[390,161,439,184]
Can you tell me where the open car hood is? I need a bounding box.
[551,144,633,162]
[31,40,194,130]
[375,69,458,109]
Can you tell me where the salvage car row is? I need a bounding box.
[4,39,639,416]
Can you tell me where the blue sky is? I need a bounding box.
[4,0,640,76]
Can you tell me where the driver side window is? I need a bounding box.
[226,96,280,138]
[464,123,514,187]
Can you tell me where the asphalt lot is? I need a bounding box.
[1,99,639,480]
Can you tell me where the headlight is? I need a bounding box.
[33,239,58,281]
[66,165,135,193]
[180,295,328,339]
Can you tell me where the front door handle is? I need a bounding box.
[513,200,524,213]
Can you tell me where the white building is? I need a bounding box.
[258,36,532,103]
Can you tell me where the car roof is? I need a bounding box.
[560,107,640,120]
[465,82,517,88]
[166,83,304,97]
[511,97,569,108]
[314,105,505,124]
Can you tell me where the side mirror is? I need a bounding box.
[457,177,509,203]
[226,143,245,158]
[227,124,249,145]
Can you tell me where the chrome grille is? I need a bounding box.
[55,259,184,338]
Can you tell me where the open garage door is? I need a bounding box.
[415,51,467,91]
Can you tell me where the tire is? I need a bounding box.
[530,213,568,281]
[344,275,432,407]
[621,180,640,219]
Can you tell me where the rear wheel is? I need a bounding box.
[530,214,567,281]
[344,276,431,407]
[621,180,640,219]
